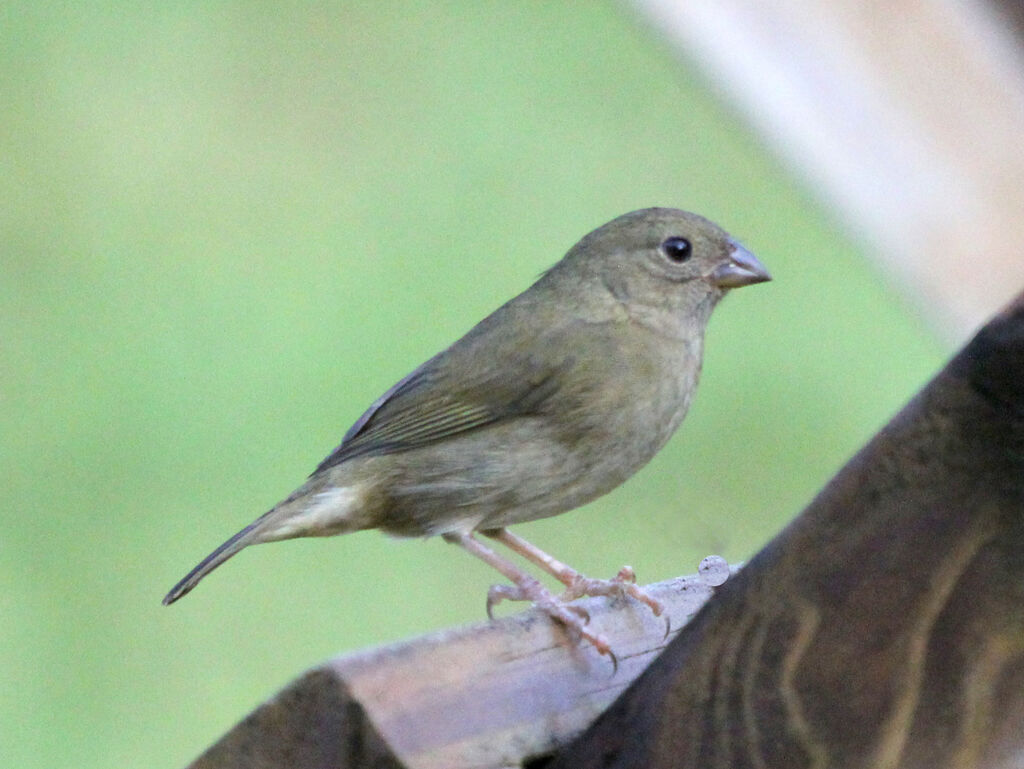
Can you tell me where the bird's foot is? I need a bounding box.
[445,532,615,660]
[481,529,663,618]
[487,579,611,659]
[560,565,665,617]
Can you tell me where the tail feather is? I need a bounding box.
[162,520,261,605]
[163,480,363,605]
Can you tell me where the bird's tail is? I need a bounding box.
[162,519,262,605]
[162,480,367,604]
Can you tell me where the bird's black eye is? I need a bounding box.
[661,236,692,263]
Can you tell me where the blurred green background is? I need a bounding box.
[1,3,946,767]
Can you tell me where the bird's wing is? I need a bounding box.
[312,345,568,474]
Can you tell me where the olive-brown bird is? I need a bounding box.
[163,208,770,655]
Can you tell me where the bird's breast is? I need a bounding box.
[564,331,703,490]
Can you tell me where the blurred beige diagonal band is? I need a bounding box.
[632,0,1024,340]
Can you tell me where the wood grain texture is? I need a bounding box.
[185,572,728,769]
[187,292,1024,769]
[549,291,1024,767]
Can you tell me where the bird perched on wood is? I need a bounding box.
[163,208,770,656]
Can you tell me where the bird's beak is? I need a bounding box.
[711,240,772,288]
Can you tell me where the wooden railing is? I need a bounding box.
[188,290,1024,769]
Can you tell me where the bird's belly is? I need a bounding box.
[368,383,693,536]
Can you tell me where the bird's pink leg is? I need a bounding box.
[443,532,613,658]
[484,528,664,616]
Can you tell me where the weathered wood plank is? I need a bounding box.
[188,569,730,769]
[550,290,1024,768]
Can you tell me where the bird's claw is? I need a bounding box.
[558,565,664,618]
[616,565,638,584]
[485,579,612,662]
[565,603,590,623]
[486,583,528,619]
[537,597,613,662]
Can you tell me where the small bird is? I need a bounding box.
[163,208,770,655]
